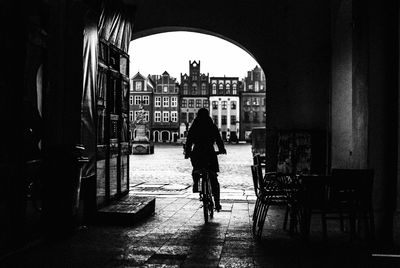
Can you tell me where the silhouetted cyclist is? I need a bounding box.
[184,108,226,211]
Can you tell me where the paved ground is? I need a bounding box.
[129,144,256,202]
[1,143,398,267]
[0,197,384,268]
[130,143,254,190]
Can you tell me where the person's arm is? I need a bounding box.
[214,125,226,154]
[185,127,194,158]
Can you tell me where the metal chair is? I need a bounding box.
[251,166,286,239]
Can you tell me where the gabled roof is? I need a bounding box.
[132,72,146,80]
[162,71,169,76]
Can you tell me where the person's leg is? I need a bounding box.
[192,170,200,192]
[210,171,221,211]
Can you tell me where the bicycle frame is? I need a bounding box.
[199,168,214,223]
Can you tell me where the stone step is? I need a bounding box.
[96,195,155,225]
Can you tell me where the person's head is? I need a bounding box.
[197,108,209,119]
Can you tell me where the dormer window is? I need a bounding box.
[135,82,142,91]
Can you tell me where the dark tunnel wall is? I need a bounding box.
[130,0,331,131]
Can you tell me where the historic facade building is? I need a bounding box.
[152,72,180,142]
[209,76,240,142]
[130,72,154,140]
[179,61,210,141]
[239,66,266,141]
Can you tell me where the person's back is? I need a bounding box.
[185,108,226,211]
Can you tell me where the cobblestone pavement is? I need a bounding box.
[0,197,375,268]
[129,144,256,201]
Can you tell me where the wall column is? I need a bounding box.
[217,99,222,129]
[227,98,231,131]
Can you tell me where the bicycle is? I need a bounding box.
[196,151,222,223]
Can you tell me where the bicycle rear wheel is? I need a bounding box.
[202,175,209,223]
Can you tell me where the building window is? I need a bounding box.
[135,82,142,91]
[171,97,177,107]
[253,112,259,122]
[231,101,236,109]
[163,86,168,93]
[226,83,230,94]
[182,99,187,108]
[134,111,140,121]
[142,96,149,105]
[143,111,149,122]
[181,112,187,123]
[203,99,209,108]
[222,101,227,110]
[244,112,250,122]
[222,115,227,125]
[192,83,197,94]
[262,98,266,106]
[213,116,218,124]
[129,95,133,105]
[253,98,260,105]
[155,97,161,107]
[201,83,207,95]
[163,111,169,122]
[196,99,202,108]
[232,83,237,94]
[155,111,161,122]
[129,111,134,122]
[183,84,188,95]
[135,96,141,105]
[218,83,224,94]
[171,111,178,122]
[212,101,218,109]
[231,115,236,124]
[188,99,194,108]
[255,81,259,92]
[212,84,217,94]
[163,97,169,107]
[188,112,195,123]
[245,98,251,106]
[135,111,148,122]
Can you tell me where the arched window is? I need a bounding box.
[212,84,217,94]
[232,83,237,94]
[226,83,231,94]
[201,83,207,95]
[192,83,197,94]
[183,83,188,95]
[218,83,224,94]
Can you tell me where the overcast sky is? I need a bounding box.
[128,31,260,81]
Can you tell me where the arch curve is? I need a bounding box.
[131,27,259,66]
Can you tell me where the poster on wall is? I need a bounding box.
[276,131,311,174]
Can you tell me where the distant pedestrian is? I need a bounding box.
[184,108,226,211]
